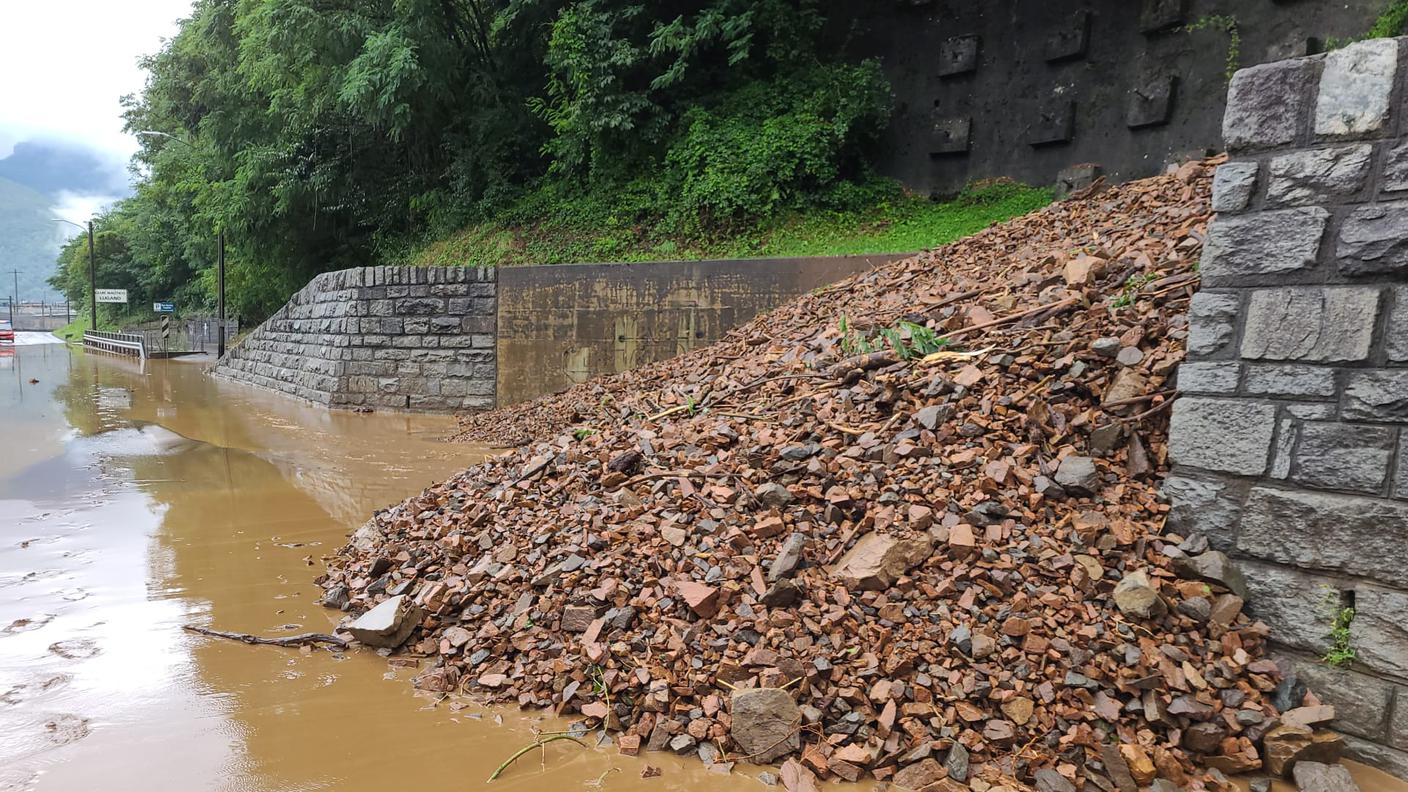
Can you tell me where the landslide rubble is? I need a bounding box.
[321,161,1323,790]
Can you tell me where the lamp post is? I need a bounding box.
[55,217,96,332]
[136,130,227,357]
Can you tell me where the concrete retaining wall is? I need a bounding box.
[495,254,899,405]
[214,266,497,412]
[1167,38,1408,776]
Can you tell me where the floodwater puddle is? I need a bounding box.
[0,339,777,791]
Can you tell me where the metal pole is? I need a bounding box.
[217,229,226,358]
[11,270,17,310]
[88,221,97,332]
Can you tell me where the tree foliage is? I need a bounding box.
[51,0,889,323]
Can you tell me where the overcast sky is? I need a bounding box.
[0,0,193,174]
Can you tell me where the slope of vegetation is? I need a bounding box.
[49,1,1045,326]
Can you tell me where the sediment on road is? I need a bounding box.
[321,160,1321,789]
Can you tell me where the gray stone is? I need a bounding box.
[1339,202,1408,276]
[1175,550,1248,599]
[1178,362,1240,394]
[945,740,970,781]
[1287,403,1337,420]
[1162,474,1247,551]
[345,594,423,648]
[1211,161,1258,212]
[753,482,793,509]
[1284,657,1393,742]
[1242,365,1337,398]
[1315,38,1399,139]
[1114,569,1166,618]
[1224,58,1319,151]
[1292,422,1396,494]
[1238,487,1408,584]
[1054,455,1100,496]
[1241,287,1380,362]
[1389,286,1408,363]
[1383,141,1408,192]
[1035,768,1076,792]
[1343,370,1408,421]
[1201,208,1328,284]
[1092,337,1121,358]
[768,533,807,582]
[1266,144,1372,206]
[1169,398,1276,475]
[1292,762,1360,792]
[1187,292,1240,357]
[1394,684,1408,750]
[1271,414,1297,479]
[1353,584,1408,678]
[729,688,801,763]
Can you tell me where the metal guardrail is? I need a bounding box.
[83,330,147,359]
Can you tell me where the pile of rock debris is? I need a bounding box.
[321,161,1357,791]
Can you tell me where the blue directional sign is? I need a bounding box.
[153,302,175,313]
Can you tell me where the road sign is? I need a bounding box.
[161,315,170,340]
[95,289,128,304]
[153,302,175,313]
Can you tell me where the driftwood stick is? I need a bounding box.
[487,735,586,781]
[182,624,348,648]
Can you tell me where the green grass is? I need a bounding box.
[52,309,137,342]
[410,180,1052,268]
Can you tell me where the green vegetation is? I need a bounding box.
[0,177,63,303]
[1320,588,1357,668]
[412,180,1051,268]
[51,0,978,326]
[1182,15,1241,82]
[1368,0,1408,37]
[839,316,949,360]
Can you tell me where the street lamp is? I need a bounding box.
[55,217,96,332]
[136,130,228,358]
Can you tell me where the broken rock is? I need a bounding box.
[829,533,933,591]
[345,594,422,648]
[731,688,801,763]
[1114,570,1167,618]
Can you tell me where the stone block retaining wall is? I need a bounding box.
[214,266,496,412]
[1167,38,1408,775]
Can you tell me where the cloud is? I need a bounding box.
[0,0,193,170]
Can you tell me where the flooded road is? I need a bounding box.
[0,339,759,791]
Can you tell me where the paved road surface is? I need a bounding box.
[8,331,64,346]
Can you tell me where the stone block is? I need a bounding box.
[1238,487,1408,582]
[1187,292,1240,357]
[1224,58,1319,151]
[1240,560,1335,657]
[1394,687,1408,750]
[1200,207,1328,284]
[1338,202,1408,276]
[1315,38,1399,139]
[1282,657,1393,742]
[938,35,979,76]
[930,116,971,155]
[1265,144,1372,206]
[1161,473,1248,551]
[1291,422,1396,494]
[1178,362,1240,394]
[1168,398,1276,475]
[1381,141,1408,192]
[1027,99,1075,146]
[1389,287,1408,363]
[1397,435,1408,500]
[1343,370,1408,421]
[1126,74,1175,129]
[1242,365,1337,398]
[1339,734,1408,780]
[1240,287,1380,362]
[1044,10,1088,62]
[1355,584,1408,678]
[1271,414,1297,479]
[1211,161,1258,213]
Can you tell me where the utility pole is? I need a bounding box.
[10,270,17,313]
[88,221,97,331]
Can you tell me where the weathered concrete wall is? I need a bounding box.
[853,0,1382,198]
[495,254,901,405]
[214,266,496,412]
[1167,38,1408,776]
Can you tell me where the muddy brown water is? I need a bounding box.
[0,338,1403,792]
[0,339,755,791]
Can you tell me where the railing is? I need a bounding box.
[83,330,147,359]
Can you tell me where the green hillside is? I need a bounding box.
[0,176,63,302]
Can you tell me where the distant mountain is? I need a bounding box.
[0,140,128,197]
[0,176,65,302]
